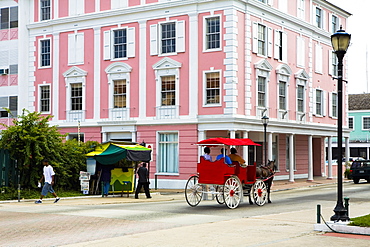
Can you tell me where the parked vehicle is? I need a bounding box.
[350,160,370,184]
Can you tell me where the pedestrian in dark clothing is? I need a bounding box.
[135,162,151,199]
[100,165,113,197]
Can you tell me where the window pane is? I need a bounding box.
[161,76,176,106]
[206,72,220,104]
[113,29,127,58]
[316,90,322,115]
[279,82,286,110]
[363,118,370,129]
[161,23,176,54]
[113,80,126,108]
[41,0,51,21]
[10,6,18,28]
[41,39,51,67]
[206,17,220,50]
[258,77,265,107]
[1,8,9,29]
[258,24,266,55]
[158,133,178,173]
[71,83,82,111]
[40,86,50,112]
[297,85,304,113]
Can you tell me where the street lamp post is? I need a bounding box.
[330,27,351,222]
[261,115,269,165]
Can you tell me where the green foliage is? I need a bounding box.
[349,214,370,227]
[0,109,99,191]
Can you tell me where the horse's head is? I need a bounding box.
[268,160,277,172]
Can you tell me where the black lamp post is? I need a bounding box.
[330,27,351,222]
[261,115,269,165]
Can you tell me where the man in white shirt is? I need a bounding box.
[35,159,60,204]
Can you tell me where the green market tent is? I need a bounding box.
[86,143,152,165]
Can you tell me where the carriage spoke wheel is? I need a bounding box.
[185,175,203,207]
[215,185,224,204]
[253,179,267,206]
[223,176,242,209]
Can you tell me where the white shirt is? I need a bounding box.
[43,165,55,184]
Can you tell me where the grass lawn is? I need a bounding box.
[350,214,370,227]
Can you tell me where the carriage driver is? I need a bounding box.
[228,147,246,167]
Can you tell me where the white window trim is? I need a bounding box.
[68,32,84,65]
[63,66,87,120]
[111,0,128,9]
[313,88,326,117]
[150,20,185,56]
[39,0,52,21]
[297,0,305,20]
[153,57,182,109]
[105,62,132,112]
[203,69,222,107]
[39,37,52,68]
[69,0,84,16]
[329,91,338,119]
[276,64,291,120]
[155,131,179,175]
[313,6,325,30]
[252,22,273,58]
[295,69,308,122]
[254,59,273,117]
[203,14,222,53]
[38,83,51,114]
[103,26,135,61]
[362,116,370,131]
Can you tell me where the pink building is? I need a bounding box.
[16,0,351,188]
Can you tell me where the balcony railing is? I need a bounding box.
[66,110,85,122]
[156,105,179,119]
[107,107,130,121]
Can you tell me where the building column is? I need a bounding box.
[243,131,249,165]
[308,135,313,181]
[345,137,350,161]
[268,132,273,161]
[131,131,137,142]
[198,130,205,158]
[289,134,295,183]
[102,132,108,142]
[327,136,333,179]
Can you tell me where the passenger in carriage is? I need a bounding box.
[215,148,232,165]
[228,147,246,166]
[202,147,212,161]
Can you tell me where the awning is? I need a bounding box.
[196,138,261,146]
[86,143,152,165]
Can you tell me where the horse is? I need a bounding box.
[255,160,276,203]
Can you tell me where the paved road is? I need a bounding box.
[1,181,370,246]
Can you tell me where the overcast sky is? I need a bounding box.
[328,0,370,94]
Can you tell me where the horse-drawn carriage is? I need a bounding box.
[185,138,275,209]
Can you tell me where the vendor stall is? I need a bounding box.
[86,141,151,196]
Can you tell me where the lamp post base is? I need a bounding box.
[330,203,349,222]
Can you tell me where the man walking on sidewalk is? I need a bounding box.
[35,159,60,204]
[135,162,151,199]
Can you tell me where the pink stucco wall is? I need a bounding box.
[59,126,102,143]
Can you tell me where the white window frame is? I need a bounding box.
[255,59,272,117]
[68,32,84,65]
[313,88,326,117]
[296,36,305,67]
[39,84,51,113]
[39,38,51,68]
[329,50,338,77]
[348,116,354,129]
[203,15,222,52]
[69,0,84,16]
[362,117,370,130]
[274,30,287,62]
[150,20,185,56]
[330,14,339,33]
[329,91,337,118]
[313,6,325,30]
[252,23,272,57]
[105,62,132,120]
[156,131,179,175]
[63,66,87,122]
[103,27,135,60]
[40,0,51,21]
[203,69,222,106]
[295,69,308,121]
[276,64,291,120]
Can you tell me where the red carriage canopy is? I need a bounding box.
[196,137,261,146]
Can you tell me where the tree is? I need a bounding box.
[0,109,98,190]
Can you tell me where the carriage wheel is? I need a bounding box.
[185,175,203,207]
[215,185,224,204]
[223,176,242,209]
[253,179,267,206]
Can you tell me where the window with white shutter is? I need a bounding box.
[315,44,323,74]
[149,21,186,56]
[68,33,84,65]
[296,36,305,67]
[69,0,84,16]
[103,27,136,60]
[252,23,272,57]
